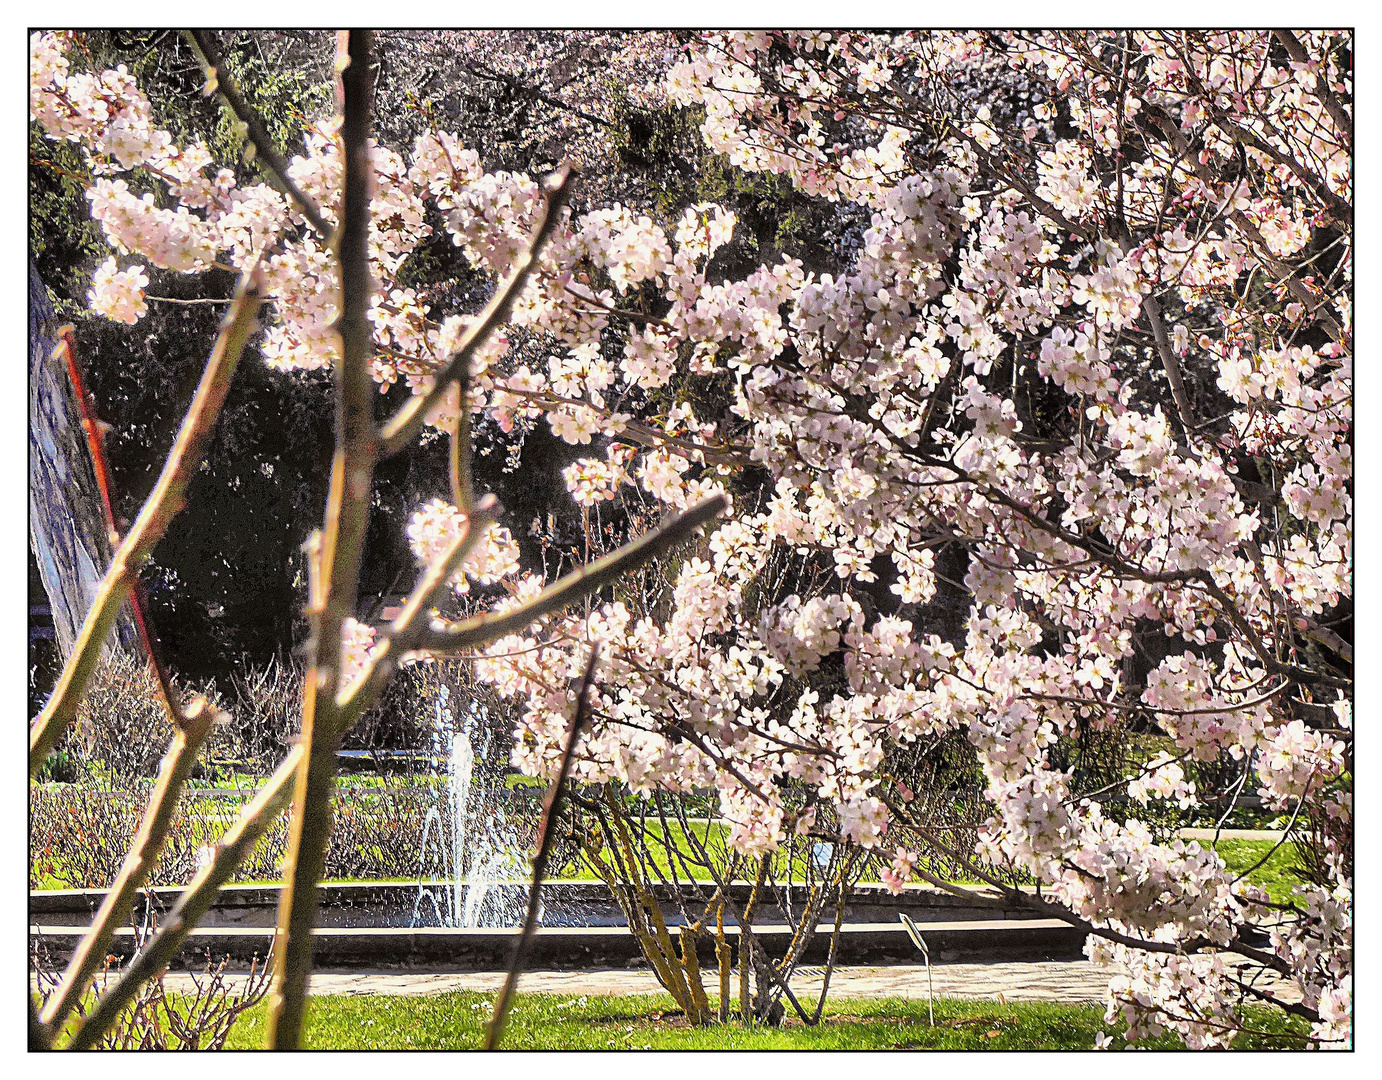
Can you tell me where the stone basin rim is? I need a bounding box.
[30,879,1035,914]
[31,919,1088,970]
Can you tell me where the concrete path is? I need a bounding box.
[146,961,1112,1004]
[49,955,1303,1007]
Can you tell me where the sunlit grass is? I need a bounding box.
[216,991,1310,1050]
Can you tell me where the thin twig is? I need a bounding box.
[39,699,219,1036]
[483,646,600,1049]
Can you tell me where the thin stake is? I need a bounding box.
[55,325,178,721]
[483,646,600,1050]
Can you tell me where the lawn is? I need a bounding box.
[215,991,1310,1050]
[31,834,1308,903]
[1207,837,1306,905]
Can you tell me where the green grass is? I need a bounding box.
[1205,838,1306,905]
[31,836,1307,903]
[214,991,1309,1050]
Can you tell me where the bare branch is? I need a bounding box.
[54,325,179,720]
[39,700,220,1035]
[484,646,599,1049]
[1141,294,1197,435]
[64,746,301,1050]
[265,29,378,1050]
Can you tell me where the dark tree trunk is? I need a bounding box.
[28,260,137,663]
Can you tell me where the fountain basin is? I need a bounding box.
[30,920,1086,971]
[30,879,1041,928]
[31,881,1087,970]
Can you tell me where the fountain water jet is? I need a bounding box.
[410,687,531,928]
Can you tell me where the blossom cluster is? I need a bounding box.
[33,29,1351,1048]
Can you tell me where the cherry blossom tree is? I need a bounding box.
[30,28,1350,1048]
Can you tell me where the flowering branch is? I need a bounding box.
[184,29,333,239]
[1271,30,1352,143]
[338,496,497,712]
[377,163,577,457]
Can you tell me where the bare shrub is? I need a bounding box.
[322,781,436,881]
[30,783,205,889]
[68,649,176,782]
[31,908,272,1049]
[214,657,303,772]
[31,779,488,888]
[31,784,149,890]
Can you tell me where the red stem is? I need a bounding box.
[57,326,176,714]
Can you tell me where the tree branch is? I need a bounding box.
[1141,294,1197,435]
[337,496,498,713]
[484,646,599,1049]
[265,29,378,1050]
[1271,31,1352,145]
[417,494,729,653]
[184,30,333,238]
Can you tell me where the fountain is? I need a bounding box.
[410,687,532,929]
[29,686,1089,969]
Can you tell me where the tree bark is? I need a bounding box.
[28,260,137,663]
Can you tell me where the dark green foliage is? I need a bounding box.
[35,750,81,786]
[28,128,105,319]
[612,97,862,277]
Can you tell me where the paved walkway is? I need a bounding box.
[51,955,1303,1007]
[146,961,1110,1004]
